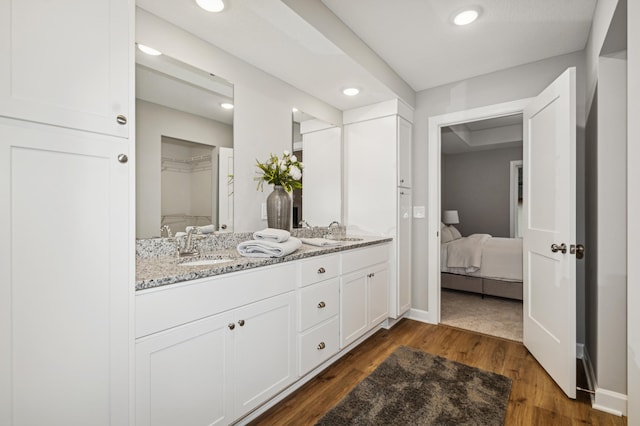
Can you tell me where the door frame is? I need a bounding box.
[426,98,532,323]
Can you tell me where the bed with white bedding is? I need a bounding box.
[440,228,523,300]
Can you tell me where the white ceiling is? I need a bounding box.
[321,0,597,92]
[442,114,523,154]
[135,49,234,124]
[136,0,597,110]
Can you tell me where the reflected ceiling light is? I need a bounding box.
[292,107,298,112]
[137,44,162,56]
[220,102,234,110]
[196,0,225,12]
[342,87,360,96]
[453,7,481,26]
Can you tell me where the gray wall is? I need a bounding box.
[442,147,522,237]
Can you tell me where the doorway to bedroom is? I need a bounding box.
[438,113,524,342]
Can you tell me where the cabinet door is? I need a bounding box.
[340,271,368,348]
[234,292,296,416]
[397,117,412,188]
[0,120,131,426]
[135,314,233,426]
[345,116,397,234]
[397,188,412,316]
[0,0,131,137]
[368,263,390,326]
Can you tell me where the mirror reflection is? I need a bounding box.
[292,110,342,228]
[135,48,234,238]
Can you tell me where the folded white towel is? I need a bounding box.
[300,237,342,247]
[237,237,302,258]
[253,228,291,243]
[186,224,216,234]
[175,231,187,237]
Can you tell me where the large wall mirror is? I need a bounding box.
[135,47,234,238]
[292,110,342,228]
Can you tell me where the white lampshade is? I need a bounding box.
[443,210,459,225]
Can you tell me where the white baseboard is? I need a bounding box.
[582,346,627,416]
[593,388,627,416]
[408,308,437,324]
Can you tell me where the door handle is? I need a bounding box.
[570,244,585,259]
[551,243,567,254]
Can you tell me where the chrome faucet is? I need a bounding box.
[160,224,173,238]
[179,227,201,257]
[328,221,340,228]
[327,221,344,239]
[298,220,312,229]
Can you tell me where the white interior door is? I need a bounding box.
[218,147,234,232]
[523,67,577,398]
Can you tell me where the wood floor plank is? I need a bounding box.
[249,320,627,425]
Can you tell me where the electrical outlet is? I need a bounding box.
[261,203,267,220]
[413,206,425,219]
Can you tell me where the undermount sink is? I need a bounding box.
[179,257,234,267]
[325,236,364,242]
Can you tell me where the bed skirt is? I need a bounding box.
[441,272,523,301]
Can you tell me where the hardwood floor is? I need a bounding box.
[250,319,626,425]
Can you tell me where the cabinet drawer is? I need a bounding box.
[341,244,389,275]
[299,278,339,331]
[299,254,340,287]
[298,316,339,376]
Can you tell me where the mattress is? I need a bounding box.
[441,237,522,282]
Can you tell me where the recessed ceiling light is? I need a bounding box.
[137,44,162,56]
[220,102,234,110]
[292,107,298,112]
[196,0,225,12]
[453,7,481,26]
[343,88,360,96]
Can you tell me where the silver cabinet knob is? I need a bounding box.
[228,323,235,330]
[238,319,245,327]
[117,154,128,163]
[317,267,326,274]
[551,243,567,254]
[317,342,326,350]
[317,301,326,309]
[116,114,127,125]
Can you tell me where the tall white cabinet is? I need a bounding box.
[0,1,134,425]
[344,100,413,319]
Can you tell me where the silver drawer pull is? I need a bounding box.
[317,301,326,309]
[317,267,326,274]
[317,342,326,350]
[238,319,245,327]
[228,323,235,330]
[116,114,127,125]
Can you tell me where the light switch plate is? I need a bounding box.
[413,206,425,219]
[261,203,267,220]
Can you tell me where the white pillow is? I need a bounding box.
[449,225,462,240]
[440,226,454,243]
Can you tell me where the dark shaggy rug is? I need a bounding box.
[316,346,511,426]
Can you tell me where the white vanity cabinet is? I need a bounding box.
[340,244,390,348]
[297,254,341,376]
[135,264,297,426]
[0,0,131,138]
[345,100,413,320]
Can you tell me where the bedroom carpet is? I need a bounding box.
[315,346,512,426]
[440,289,523,342]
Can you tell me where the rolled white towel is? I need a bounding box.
[237,237,302,258]
[300,237,342,247]
[186,224,216,234]
[253,228,291,243]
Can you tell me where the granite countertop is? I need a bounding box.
[136,236,392,291]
